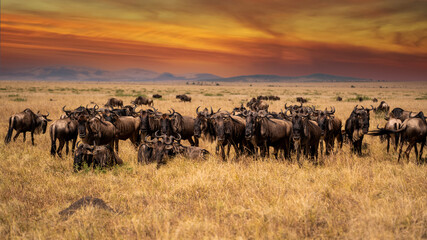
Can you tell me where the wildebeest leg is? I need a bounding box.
[115,139,119,153]
[65,141,69,155]
[272,147,279,159]
[386,135,390,153]
[418,141,425,164]
[188,137,195,146]
[57,140,65,158]
[23,132,26,142]
[394,134,399,152]
[319,140,324,156]
[397,138,405,162]
[194,137,199,147]
[404,142,414,162]
[413,143,418,163]
[220,144,226,161]
[13,131,21,142]
[338,133,343,149]
[51,137,57,156]
[31,132,35,145]
[71,137,77,154]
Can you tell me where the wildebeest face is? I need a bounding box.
[194,114,206,138]
[78,115,88,138]
[292,115,304,140]
[245,112,256,139]
[356,110,370,134]
[213,115,225,142]
[159,114,172,135]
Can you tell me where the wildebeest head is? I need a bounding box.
[77,114,89,138]
[194,107,208,138]
[212,113,228,142]
[144,131,178,163]
[73,142,94,171]
[352,106,372,134]
[244,111,258,140]
[316,107,335,135]
[35,111,51,134]
[159,110,174,135]
[292,114,309,141]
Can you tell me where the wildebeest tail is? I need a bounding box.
[50,124,56,156]
[4,116,14,144]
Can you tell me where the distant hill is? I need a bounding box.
[0,66,222,82]
[0,66,370,82]
[202,73,370,82]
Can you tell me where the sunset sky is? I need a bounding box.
[1,0,426,81]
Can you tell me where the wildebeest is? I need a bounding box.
[372,98,378,103]
[73,143,123,172]
[194,107,219,143]
[5,109,51,145]
[176,94,191,102]
[372,118,402,153]
[50,114,78,157]
[345,105,373,155]
[358,97,364,102]
[291,113,322,165]
[371,112,426,162]
[104,98,123,108]
[152,94,162,99]
[315,107,343,155]
[374,101,390,114]
[132,96,154,106]
[139,108,160,140]
[138,132,178,167]
[296,97,308,103]
[386,107,413,121]
[108,112,141,152]
[155,109,198,146]
[247,98,269,111]
[212,111,246,160]
[245,110,292,159]
[336,96,343,101]
[77,113,116,147]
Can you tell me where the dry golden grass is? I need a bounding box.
[0,81,426,239]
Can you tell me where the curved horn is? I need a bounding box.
[242,110,248,117]
[196,106,201,114]
[216,108,222,113]
[210,107,214,115]
[76,141,82,148]
[284,103,288,109]
[94,104,99,110]
[62,106,68,113]
[169,108,176,117]
[155,130,162,138]
[369,105,374,111]
[172,133,182,142]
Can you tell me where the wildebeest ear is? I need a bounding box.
[46,118,52,121]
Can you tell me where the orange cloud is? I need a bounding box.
[1,0,427,81]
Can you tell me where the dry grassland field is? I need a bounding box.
[0,80,426,239]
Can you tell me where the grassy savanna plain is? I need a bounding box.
[0,81,426,239]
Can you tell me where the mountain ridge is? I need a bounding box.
[0,66,372,82]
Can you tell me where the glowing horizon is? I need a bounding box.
[1,0,426,80]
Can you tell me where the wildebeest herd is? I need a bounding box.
[4,96,426,171]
